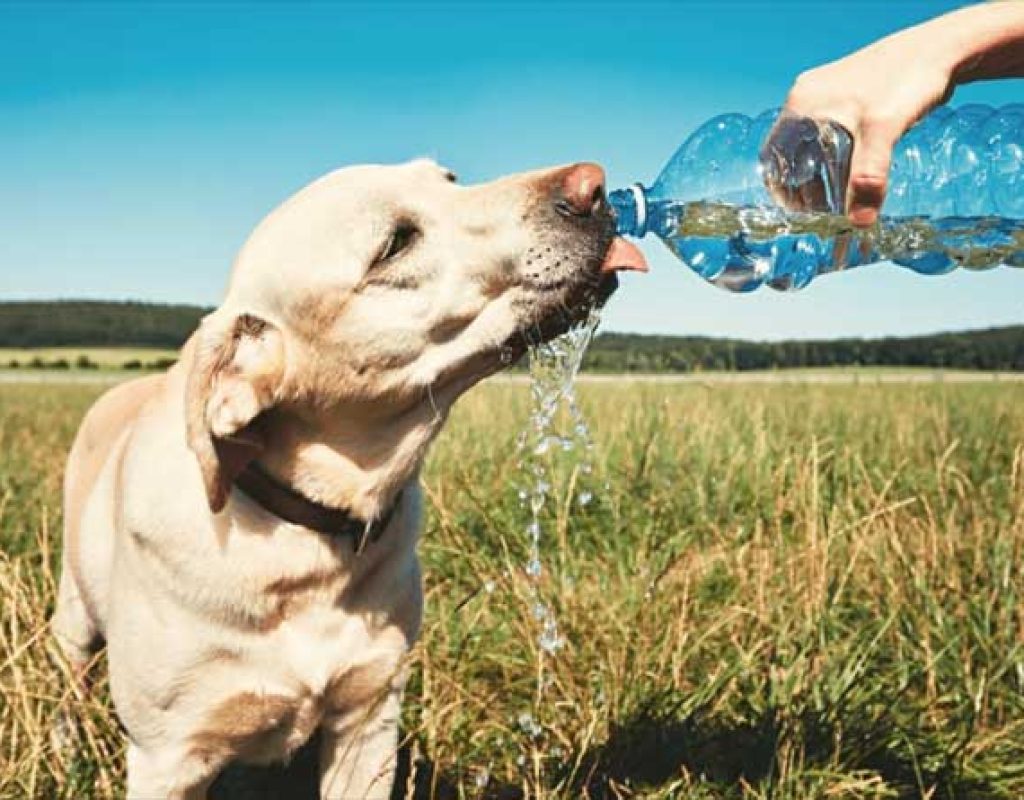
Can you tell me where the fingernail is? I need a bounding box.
[848,206,878,227]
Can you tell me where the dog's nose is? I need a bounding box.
[556,162,606,217]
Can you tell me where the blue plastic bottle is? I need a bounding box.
[608,104,1024,292]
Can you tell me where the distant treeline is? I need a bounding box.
[0,301,211,348]
[585,328,1024,372]
[2,301,1023,372]
[4,355,178,371]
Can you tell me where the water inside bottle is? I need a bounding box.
[659,200,1024,292]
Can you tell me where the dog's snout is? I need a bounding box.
[555,162,606,218]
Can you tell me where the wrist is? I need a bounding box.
[883,10,965,94]
[937,2,1024,84]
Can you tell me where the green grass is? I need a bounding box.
[2,380,1023,798]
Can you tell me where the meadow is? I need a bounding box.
[1,376,1023,799]
[0,348,179,371]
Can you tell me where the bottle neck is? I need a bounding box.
[608,184,649,238]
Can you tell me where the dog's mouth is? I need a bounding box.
[505,221,648,356]
[533,235,646,340]
[428,203,648,398]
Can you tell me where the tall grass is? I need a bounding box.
[2,379,1023,799]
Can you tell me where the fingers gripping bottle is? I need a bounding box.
[608,104,1024,292]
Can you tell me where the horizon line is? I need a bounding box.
[1,296,1021,345]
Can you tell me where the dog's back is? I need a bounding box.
[55,373,164,661]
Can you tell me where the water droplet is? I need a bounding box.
[539,621,564,653]
[517,712,542,738]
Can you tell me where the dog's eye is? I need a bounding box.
[377,222,419,264]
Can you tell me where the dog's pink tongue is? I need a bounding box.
[601,237,648,273]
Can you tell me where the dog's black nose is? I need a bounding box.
[556,162,606,217]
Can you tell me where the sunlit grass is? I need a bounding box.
[2,379,1023,798]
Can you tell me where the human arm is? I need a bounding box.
[782,2,1024,226]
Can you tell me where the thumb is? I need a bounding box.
[846,124,897,227]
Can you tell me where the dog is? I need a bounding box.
[52,158,647,799]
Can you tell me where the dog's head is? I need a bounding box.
[185,159,645,510]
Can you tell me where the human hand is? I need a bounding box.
[777,2,1024,227]
[781,27,954,226]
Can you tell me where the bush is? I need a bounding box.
[147,358,177,370]
[122,360,143,370]
[75,355,99,370]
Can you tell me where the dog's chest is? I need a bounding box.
[144,499,423,765]
[198,604,408,765]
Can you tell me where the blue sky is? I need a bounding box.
[1,1,1021,340]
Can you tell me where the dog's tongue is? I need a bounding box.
[601,237,648,273]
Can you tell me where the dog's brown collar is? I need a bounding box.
[235,461,400,553]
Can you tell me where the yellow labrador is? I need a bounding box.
[52,159,646,799]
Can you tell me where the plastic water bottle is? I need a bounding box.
[608,104,1024,292]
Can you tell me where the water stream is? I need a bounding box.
[511,305,603,784]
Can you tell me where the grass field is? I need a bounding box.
[0,347,179,371]
[2,377,1023,799]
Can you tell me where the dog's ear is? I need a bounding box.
[185,311,286,512]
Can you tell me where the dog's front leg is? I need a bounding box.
[319,689,401,800]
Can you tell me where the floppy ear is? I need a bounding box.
[185,312,286,512]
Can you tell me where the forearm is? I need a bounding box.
[933,2,1024,84]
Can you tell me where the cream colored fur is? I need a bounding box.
[52,158,615,799]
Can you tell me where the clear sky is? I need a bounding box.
[2,1,1022,340]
